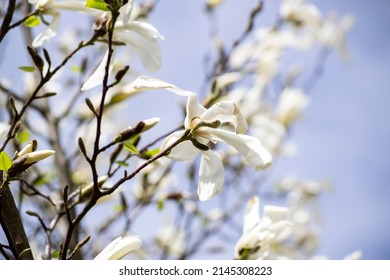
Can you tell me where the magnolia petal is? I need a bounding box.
[243,196,261,234]
[53,1,102,15]
[128,75,191,96]
[267,220,292,242]
[204,128,272,170]
[161,130,199,161]
[17,142,35,157]
[81,50,113,91]
[263,205,289,223]
[185,93,207,129]
[120,21,164,40]
[32,13,60,47]
[200,101,248,134]
[119,1,134,24]
[197,150,224,201]
[115,31,161,72]
[94,236,141,260]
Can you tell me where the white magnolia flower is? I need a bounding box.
[118,75,271,201]
[94,235,141,260]
[235,196,291,260]
[113,3,164,72]
[81,2,164,91]
[29,0,100,47]
[161,93,272,201]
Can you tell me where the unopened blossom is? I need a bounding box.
[14,141,55,164]
[28,0,100,47]
[275,87,309,126]
[94,235,141,260]
[235,196,291,260]
[114,117,160,143]
[79,175,108,202]
[24,150,56,164]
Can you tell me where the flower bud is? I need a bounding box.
[16,140,38,158]
[79,175,109,201]
[115,118,160,143]
[24,150,55,164]
[93,14,109,37]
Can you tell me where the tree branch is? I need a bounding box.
[0,0,16,43]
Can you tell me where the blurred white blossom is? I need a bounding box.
[235,196,291,259]
[317,13,354,61]
[156,224,186,257]
[275,87,309,126]
[280,0,323,29]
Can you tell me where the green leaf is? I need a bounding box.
[18,66,35,72]
[142,148,160,159]
[201,217,209,227]
[157,200,164,211]
[0,151,13,172]
[71,65,82,73]
[33,173,52,186]
[85,0,109,11]
[17,130,30,144]
[24,16,40,27]
[123,142,139,154]
[116,161,129,167]
[113,204,124,212]
[109,92,129,105]
[51,250,60,259]
[51,249,70,259]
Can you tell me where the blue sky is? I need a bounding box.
[149,0,390,259]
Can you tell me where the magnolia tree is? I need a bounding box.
[0,0,359,260]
